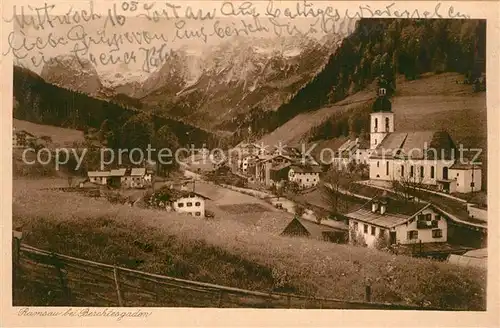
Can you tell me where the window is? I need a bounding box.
[374,118,378,132]
[435,214,441,221]
[178,203,184,208]
[353,222,358,230]
[386,161,389,176]
[371,226,376,236]
[375,139,378,145]
[379,229,385,237]
[187,202,193,207]
[385,117,390,132]
[195,212,201,216]
[364,224,368,233]
[420,166,424,178]
[431,166,435,179]
[377,161,380,168]
[432,229,443,238]
[431,220,438,228]
[457,173,459,177]
[407,230,418,240]
[401,165,404,177]
[410,165,414,177]
[195,202,201,206]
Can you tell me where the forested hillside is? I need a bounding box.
[241,18,486,142]
[13,66,220,150]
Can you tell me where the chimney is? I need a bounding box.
[380,200,387,215]
[371,201,379,213]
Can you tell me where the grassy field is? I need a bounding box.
[258,73,487,156]
[13,119,85,146]
[12,178,487,309]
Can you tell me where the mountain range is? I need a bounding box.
[38,34,342,132]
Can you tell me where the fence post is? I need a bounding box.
[217,291,224,307]
[12,229,23,298]
[113,266,124,306]
[52,253,72,305]
[365,285,372,303]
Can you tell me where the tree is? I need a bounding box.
[349,227,367,247]
[373,231,390,251]
[391,165,425,202]
[154,125,180,177]
[322,167,353,216]
[294,204,305,218]
[120,113,154,150]
[40,135,52,144]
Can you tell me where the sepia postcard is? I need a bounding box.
[1,0,499,327]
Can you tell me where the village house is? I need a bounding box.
[367,78,482,193]
[331,138,371,169]
[13,128,37,148]
[153,187,209,218]
[255,154,293,186]
[346,195,449,248]
[129,168,147,188]
[171,191,208,217]
[109,168,127,188]
[238,155,259,174]
[288,165,322,189]
[254,214,348,243]
[87,171,110,185]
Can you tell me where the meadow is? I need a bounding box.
[12,178,487,309]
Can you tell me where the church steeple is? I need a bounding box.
[370,75,394,149]
[372,75,393,113]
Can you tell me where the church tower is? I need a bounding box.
[370,75,394,150]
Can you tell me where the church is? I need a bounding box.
[367,77,482,194]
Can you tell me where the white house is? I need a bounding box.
[449,163,482,194]
[170,191,209,218]
[367,82,481,193]
[87,171,110,185]
[129,168,147,188]
[288,165,322,189]
[346,195,448,248]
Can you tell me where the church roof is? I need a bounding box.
[372,96,392,112]
[370,130,457,160]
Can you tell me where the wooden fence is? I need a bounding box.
[12,236,460,310]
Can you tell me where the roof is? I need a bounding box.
[305,138,350,163]
[271,163,291,171]
[88,171,110,177]
[253,215,342,239]
[370,130,457,160]
[372,96,392,112]
[290,165,322,174]
[450,163,482,170]
[463,248,487,258]
[110,168,127,176]
[154,186,211,201]
[262,154,292,163]
[346,198,430,228]
[300,219,348,237]
[130,168,146,176]
[14,129,36,137]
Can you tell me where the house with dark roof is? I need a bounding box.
[287,165,322,189]
[13,128,37,148]
[254,215,348,243]
[367,81,482,193]
[346,194,450,248]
